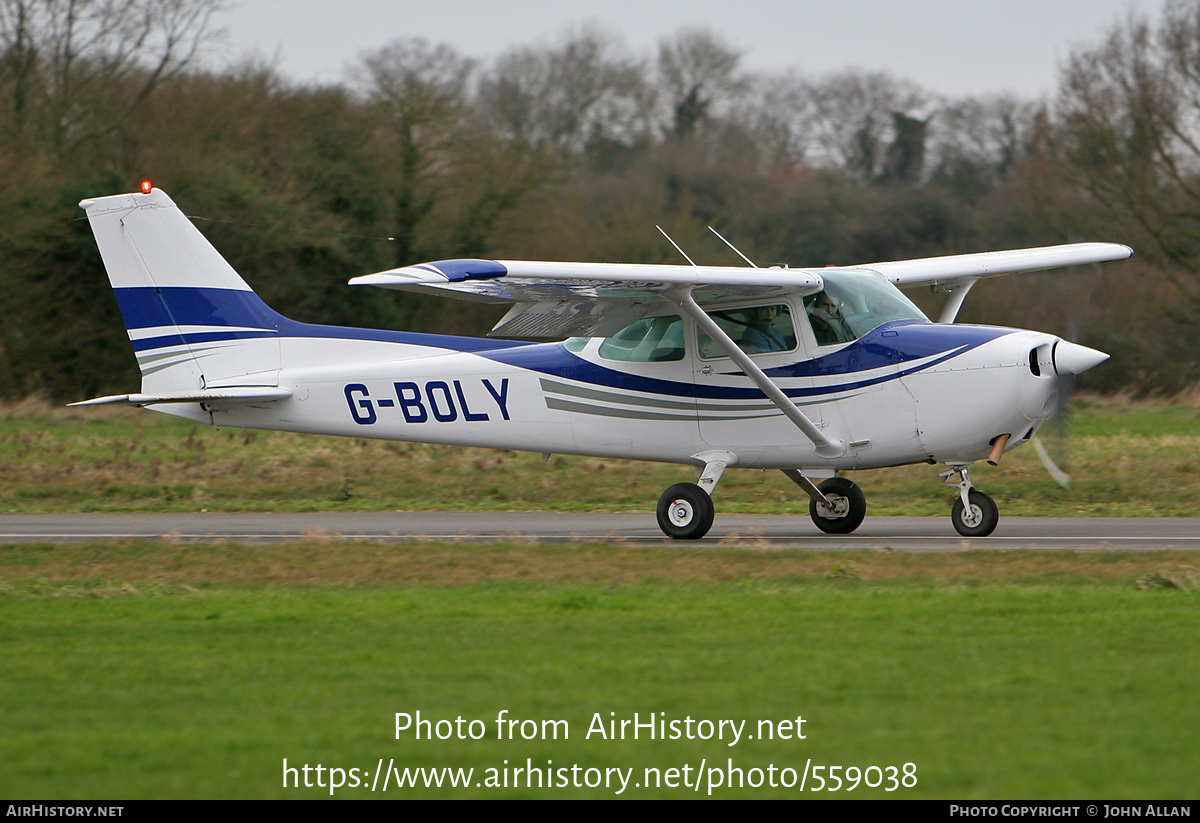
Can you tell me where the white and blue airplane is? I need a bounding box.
[73,184,1131,538]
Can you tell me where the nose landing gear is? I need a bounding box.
[941,465,999,537]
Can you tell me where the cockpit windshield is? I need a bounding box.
[803,269,927,346]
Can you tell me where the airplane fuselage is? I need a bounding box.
[155,314,1063,472]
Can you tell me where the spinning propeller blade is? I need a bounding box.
[1033,342,1103,489]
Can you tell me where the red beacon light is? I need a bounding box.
[140,180,153,194]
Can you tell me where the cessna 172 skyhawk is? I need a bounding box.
[73,185,1131,538]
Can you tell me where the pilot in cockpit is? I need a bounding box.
[806,291,851,346]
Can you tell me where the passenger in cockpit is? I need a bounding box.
[740,305,788,353]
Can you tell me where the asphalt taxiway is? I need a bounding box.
[1,512,1195,550]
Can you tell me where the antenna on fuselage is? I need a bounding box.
[708,226,758,268]
[656,225,697,266]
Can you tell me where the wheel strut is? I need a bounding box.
[940,464,977,515]
[656,452,734,540]
[781,468,829,504]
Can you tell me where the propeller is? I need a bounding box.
[1031,340,1108,488]
[1032,377,1073,489]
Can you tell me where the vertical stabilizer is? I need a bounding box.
[79,188,283,393]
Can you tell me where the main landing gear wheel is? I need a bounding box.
[951,489,999,537]
[657,482,715,540]
[809,477,867,535]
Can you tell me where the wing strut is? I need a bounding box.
[934,277,979,324]
[667,287,845,458]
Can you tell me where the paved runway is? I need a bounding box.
[1,512,1196,550]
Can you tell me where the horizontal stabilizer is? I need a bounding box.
[69,387,293,408]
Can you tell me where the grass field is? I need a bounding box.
[2,542,1198,799]
[1,394,1198,516]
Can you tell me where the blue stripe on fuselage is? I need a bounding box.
[481,321,1015,400]
[762,321,1013,378]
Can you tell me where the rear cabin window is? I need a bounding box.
[598,316,685,362]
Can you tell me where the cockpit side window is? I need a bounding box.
[803,270,927,346]
[697,304,797,360]
[803,291,856,346]
[598,316,685,362]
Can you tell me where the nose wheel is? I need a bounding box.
[952,490,999,536]
[942,465,999,537]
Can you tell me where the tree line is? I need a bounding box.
[2,0,1198,401]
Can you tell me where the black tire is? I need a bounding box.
[809,477,867,535]
[656,482,715,540]
[951,489,999,537]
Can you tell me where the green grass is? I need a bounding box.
[2,395,1198,516]
[2,543,1198,798]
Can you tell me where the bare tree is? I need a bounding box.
[356,39,476,265]
[656,28,746,138]
[929,94,1037,193]
[0,0,224,148]
[742,71,815,167]
[359,38,474,131]
[1054,0,1200,315]
[802,69,929,181]
[478,24,652,154]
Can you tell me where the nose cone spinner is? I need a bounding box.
[1053,341,1109,376]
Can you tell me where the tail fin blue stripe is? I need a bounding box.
[113,286,284,331]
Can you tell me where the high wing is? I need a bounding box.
[350,259,825,337]
[858,242,1134,286]
[852,242,1133,323]
[350,242,1134,336]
